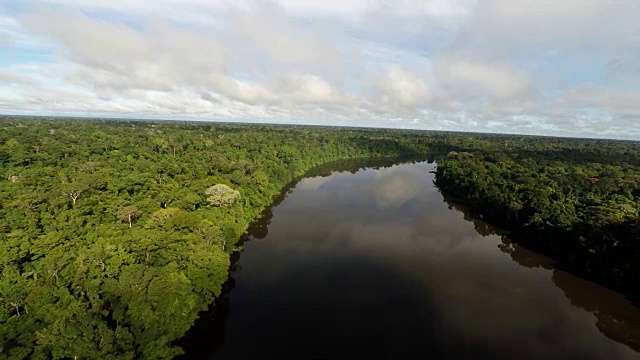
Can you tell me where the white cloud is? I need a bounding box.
[369,0,477,18]
[270,74,346,105]
[466,0,640,47]
[0,69,34,85]
[433,52,534,100]
[17,5,352,110]
[370,65,431,109]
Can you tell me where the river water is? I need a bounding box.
[184,160,640,359]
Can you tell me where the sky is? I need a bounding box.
[0,0,639,140]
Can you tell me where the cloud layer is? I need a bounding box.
[0,1,638,139]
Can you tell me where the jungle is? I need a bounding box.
[0,116,638,359]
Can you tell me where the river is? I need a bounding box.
[182,159,640,359]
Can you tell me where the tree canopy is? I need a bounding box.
[205,184,240,207]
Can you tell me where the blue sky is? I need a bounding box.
[0,0,639,139]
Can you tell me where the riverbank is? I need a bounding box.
[435,151,640,303]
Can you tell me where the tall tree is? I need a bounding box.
[117,206,141,228]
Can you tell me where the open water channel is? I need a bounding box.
[183,159,640,359]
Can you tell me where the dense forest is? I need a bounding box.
[435,148,640,298]
[0,118,437,359]
[1,117,639,359]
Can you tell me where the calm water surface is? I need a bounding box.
[187,160,640,360]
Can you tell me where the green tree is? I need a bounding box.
[205,184,240,207]
[117,206,142,228]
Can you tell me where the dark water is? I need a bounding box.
[184,160,640,360]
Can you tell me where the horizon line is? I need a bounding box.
[1,113,638,143]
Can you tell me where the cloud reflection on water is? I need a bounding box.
[215,161,640,359]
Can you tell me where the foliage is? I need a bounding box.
[205,184,240,207]
[0,117,429,359]
[117,206,141,228]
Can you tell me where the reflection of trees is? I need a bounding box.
[249,221,269,240]
[446,195,554,269]
[443,198,505,238]
[498,237,554,270]
[446,194,640,352]
[504,234,640,352]
[177,280,233,359]
[552,270,640,352]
